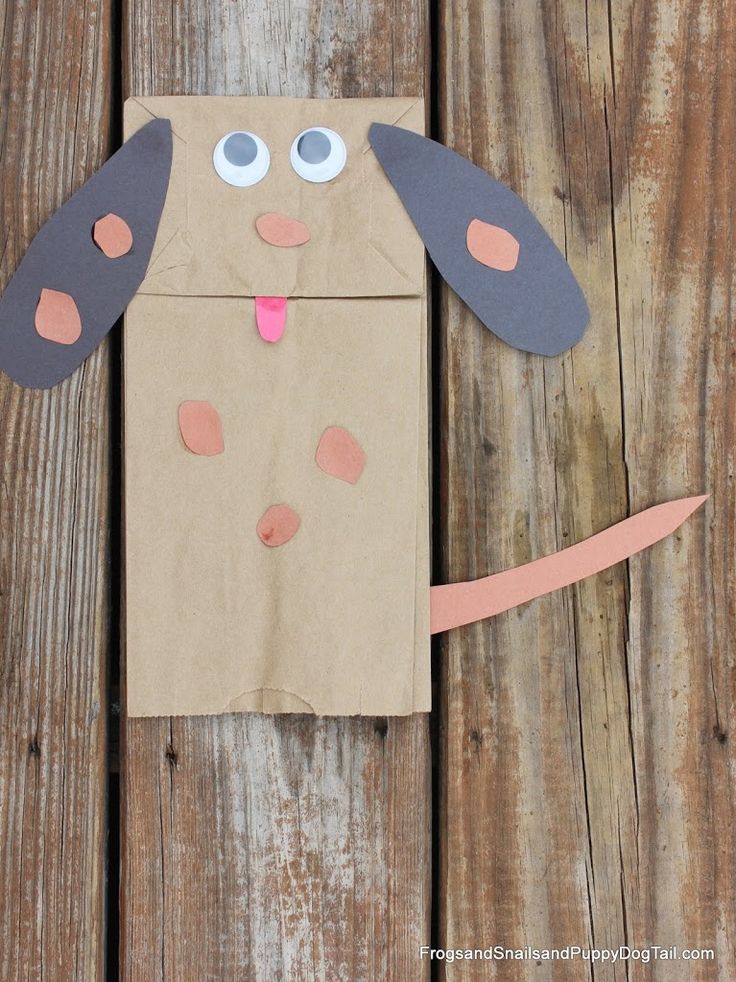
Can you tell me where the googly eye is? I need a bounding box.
[290,127,347,183]
[213,131,270,187]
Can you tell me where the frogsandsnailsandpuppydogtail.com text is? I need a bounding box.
[419,945,715,965]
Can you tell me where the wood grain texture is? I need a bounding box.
[437,1,732,980]
[0,0,112,979]
[120,3,431,979]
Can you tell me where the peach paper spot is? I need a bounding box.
[93,213,133,258]
[315,426,366,484]
[178,400,224,456]
[257,504,301,547]
[466,218,520,271]
[34,288,82,345]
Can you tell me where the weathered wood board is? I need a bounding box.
[0,0,112,978]
[437,1,733,980]
[119,3,431,980]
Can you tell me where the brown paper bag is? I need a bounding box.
[123,96,429,717]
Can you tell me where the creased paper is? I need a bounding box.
[124,91,430,719]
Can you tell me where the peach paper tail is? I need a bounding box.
[430,496,708,635]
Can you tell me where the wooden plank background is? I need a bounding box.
[0,1,732,980]
[438,2,733,981]
[0,0,112,978]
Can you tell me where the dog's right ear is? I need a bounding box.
[369,123,589,357]
[0,118,172,389]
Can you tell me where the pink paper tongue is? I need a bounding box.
[255,296,287,343]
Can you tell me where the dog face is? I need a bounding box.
[0,94,588,390]
[127,96,427,303]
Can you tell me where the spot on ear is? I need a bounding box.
[35,288,82,345]
[257,504,301,547]
[316,426,366,484]
[178,401,224,456]
[466,218,520,272]
[93,213,133,258]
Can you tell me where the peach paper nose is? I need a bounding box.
[256,504,301,547]
[256,212,310,248]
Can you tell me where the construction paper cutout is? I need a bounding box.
[466,218,519,271]
[34,288,82,345]
[257,504,301,547]
[430,496,708,634]
[178,400,224,456]
[0,117,171,389]
[255,296,287,342]
[368,123,589,356]
[316,426,366,484]
[255,212,310,248]
[93,213,133,258]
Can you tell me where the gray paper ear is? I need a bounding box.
[369,123,589,357]
[0,118,172,389]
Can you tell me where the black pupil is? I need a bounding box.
[223,132,258,167]
[298,131,331,165]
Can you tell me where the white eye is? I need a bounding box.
[290,127,346,183]
[213,131,270,187]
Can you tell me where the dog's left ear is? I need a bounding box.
[0,118,171,389]
[369,123,588,356]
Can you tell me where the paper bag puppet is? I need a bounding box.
[0,96,706,717]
